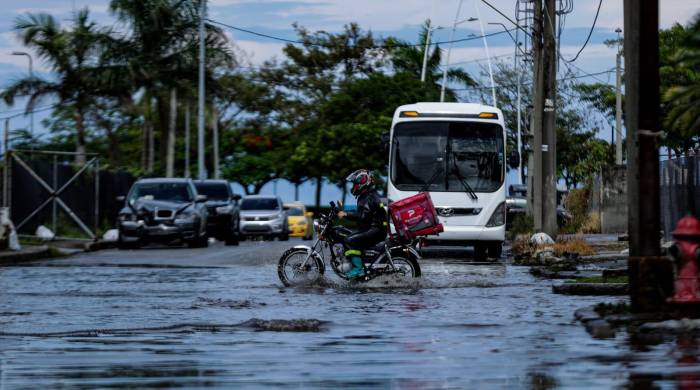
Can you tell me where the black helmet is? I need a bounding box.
[346,169,374,197]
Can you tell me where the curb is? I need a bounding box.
[553,283,628,295]
[0,245,52,264]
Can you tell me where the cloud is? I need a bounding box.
[233,39,286,66]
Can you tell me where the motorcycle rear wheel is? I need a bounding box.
[278,248,324,287]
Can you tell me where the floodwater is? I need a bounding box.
[0,246,696,389]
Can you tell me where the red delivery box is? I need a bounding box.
[388,192,444,240]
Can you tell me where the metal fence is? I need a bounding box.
[5,150,135,240]
[660,155,700,240]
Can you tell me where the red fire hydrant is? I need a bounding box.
[670,215,700,303]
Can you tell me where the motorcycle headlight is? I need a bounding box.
[215,205,234,214]
[313,220,320,233]
[486,202,506,227]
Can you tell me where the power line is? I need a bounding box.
[449,53,513,67]
[480,0,533,39]
[0,102,63,120]
[452,68,615,91]
[563,0,603,63]
[206,18,516,49]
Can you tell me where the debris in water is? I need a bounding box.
[241,318,325,332]
[192,297,266,309]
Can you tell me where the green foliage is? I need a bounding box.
[507,213,534,240]
[663,17,700,150]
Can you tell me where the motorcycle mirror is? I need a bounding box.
[330,201,336,209]
[337,200,343,210]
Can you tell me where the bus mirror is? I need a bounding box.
[381,131,390,152]
[508,151,520,169]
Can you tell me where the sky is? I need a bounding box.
[0,0,698,203]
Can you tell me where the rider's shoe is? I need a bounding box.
[346,256,365,278]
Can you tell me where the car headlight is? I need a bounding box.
[215,205,234,214]
[175,211,197,223]
[486,202,506,227]
[119,213,136,222]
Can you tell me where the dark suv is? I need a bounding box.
[117,178,209,248]
[194,180,242,245]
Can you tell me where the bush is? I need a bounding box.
[580,212,601,234]
[561,186,592,234]
[507,213,534,240]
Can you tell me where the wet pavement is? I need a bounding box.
[0,239,697,389]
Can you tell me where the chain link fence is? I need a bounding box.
[660,155,699,240]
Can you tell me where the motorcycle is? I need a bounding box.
[277,201,422,287]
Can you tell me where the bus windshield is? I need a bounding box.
[391,121,504,193]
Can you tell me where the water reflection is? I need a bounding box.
[1,249,700,388]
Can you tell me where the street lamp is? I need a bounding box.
[473,0,496,107]
[440,0,479,101]
[488,22,525,184]
[421,21,443,83]
[11,51,33,136]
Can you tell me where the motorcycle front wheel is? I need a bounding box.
[278,248,325,287]
[389,256,422,279]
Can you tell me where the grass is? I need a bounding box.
[566,275,628,284]
[552,238,596,257]
[511,236,596,259]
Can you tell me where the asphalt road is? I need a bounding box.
[42,238,303,267]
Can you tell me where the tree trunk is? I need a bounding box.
[294,182,299,201]
[147,119,155,174]
[211,105,220,179]
[340,182,347,207]
[315,177,322,209]
[74,108,87,166]
[184,104,191,178]
[102,122,121,167]
[165,88,177,177]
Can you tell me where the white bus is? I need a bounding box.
[387,102,510,259]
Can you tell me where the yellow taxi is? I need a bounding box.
[284,202,314,240]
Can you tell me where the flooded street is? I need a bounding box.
[0,240,694,389]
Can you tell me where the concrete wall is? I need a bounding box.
[591,165,628,234]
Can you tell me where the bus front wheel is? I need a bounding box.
[487,242,503,259]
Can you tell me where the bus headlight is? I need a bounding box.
[485,202,506,227]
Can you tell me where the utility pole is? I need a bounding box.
[197,0,207,180]
[11,52,33,136]
[530,0,557,236]
[615,27,624,165]
[531,0,544,231]
[541,0,558,237]
[421,21,442,83]
[624,0,671,312]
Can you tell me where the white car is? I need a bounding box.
[239,195,289,240]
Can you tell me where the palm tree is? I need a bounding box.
[107,0,233,175]
[664,16,700,140]
[2,9,106,165]
[385,21,477,100]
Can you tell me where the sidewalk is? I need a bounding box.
[0,240,109,265]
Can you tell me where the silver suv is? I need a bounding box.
[239,195,289,240]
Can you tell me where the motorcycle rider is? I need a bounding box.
[337,169,388,278]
